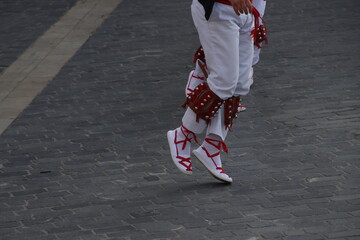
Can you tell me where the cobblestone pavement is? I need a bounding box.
[0,0,77,74]
[0,0,359,239]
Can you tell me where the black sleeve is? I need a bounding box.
[197,0,215,20]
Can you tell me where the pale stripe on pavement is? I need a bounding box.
[0,0,123,135]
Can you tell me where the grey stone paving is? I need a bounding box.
[0,0,77,74]
[0,0,360,239]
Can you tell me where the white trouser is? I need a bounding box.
[252,0,267,66]
[192,0,254,99]
[182,0,255,141]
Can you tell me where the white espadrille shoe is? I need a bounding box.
[193,138,232,183]
[167,125,198,175]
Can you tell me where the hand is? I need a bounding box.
[229,0,252,15]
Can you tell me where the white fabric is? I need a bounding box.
[253,45,261,66]
[182,0,256,141]
[167,128,192,174]
[201,134,223,167]
[193,145,232,182]
[191,0,254,99]
[182,107,228,141]
[252,0,266,18]
[193,59,206,78]
[185,60,206,96]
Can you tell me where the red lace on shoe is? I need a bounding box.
[201,138,229,174]
[173,125,198,171]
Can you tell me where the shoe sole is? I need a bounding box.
[167,130,192,175]
[193,150,232,183]
[238,106,246,112]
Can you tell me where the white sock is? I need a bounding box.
[175,125,197,157]
[201,134,225,168]
[193,60,206,78]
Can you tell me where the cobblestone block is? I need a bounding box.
[0,0,359,239]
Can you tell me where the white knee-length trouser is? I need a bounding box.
[182,0,254,141]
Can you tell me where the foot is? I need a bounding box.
[193,138,232,183]
[167,125,198,175]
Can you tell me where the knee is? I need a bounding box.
[208,80,238,100]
